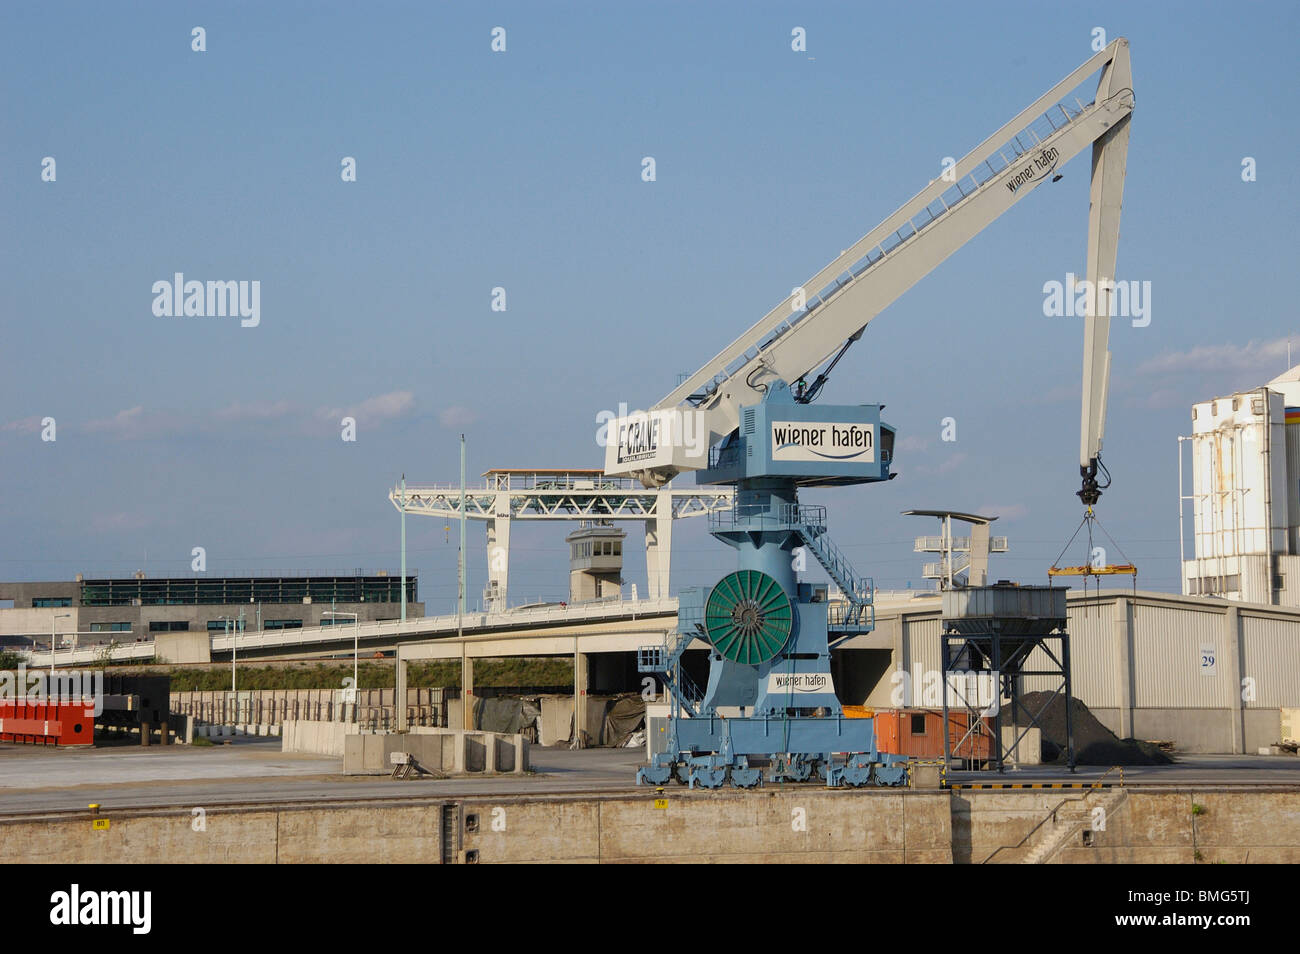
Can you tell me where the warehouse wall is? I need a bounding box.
[849,590,1300,754]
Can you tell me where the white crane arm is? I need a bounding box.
[606,40,1134,491]
[1078,43,1132,503]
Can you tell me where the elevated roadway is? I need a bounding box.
[24,597,679,666]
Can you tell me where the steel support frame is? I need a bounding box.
[941,629,1075,774]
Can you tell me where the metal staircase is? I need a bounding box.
[638,624,704,714]
[796,524,875,629]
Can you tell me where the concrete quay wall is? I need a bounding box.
[3,789,1299,864]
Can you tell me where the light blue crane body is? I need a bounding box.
[637,382,909,788]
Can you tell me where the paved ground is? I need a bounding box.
[0,739,646,814]
[0,740,1297,815]
[946,754,1300,786]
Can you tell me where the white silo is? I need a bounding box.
[1180,366,1300,605]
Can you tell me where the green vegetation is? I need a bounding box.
[116,657,573,692]
[190,735,215,747]
[0,654,574,692]
[163,663,392,692]
[1191,803,1206,816]
[408,657,573,689]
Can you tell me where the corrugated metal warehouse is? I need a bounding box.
[837,588,1300,754]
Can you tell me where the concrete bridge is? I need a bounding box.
[22,597,678,667]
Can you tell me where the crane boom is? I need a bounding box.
[1078,44,1132,504]
[605,40,1133,500]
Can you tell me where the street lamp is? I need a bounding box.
[214,613,244,724]
[323,610,360,703]
[49,613,71,676]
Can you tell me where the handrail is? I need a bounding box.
[979,784,1126,864]
[709,502,827,530]
[673,87,1099,408]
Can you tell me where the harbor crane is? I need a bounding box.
[606,41,1133,788]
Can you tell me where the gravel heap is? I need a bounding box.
[1017,691,1174,766]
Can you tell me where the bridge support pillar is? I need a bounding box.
[644,498,672,601]
[461,655,474,730]
[485,499,511,612]
[572,648,588,749]
[395,653,408,731]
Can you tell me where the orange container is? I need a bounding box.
[873,708,991,760]
[0,700,94,746]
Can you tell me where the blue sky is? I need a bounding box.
[2,1,1297,610]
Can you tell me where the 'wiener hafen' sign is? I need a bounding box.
[770,421,875,463]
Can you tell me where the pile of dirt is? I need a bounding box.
[1018,691,1174,766]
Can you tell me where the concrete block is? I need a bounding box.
[464,734,487,773]
[364,736,387,773]
[154,631,211,665]
[909,762,942,789]
[336,727,527,776]
[280,719,347,757]
[1001,726,1041,765]
[169,713,196,744]
[1282,707,1300,745]
[343,733,364,772]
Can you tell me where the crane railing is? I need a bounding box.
[678,89,1099,410]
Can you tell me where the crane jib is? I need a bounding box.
[1006,146,1061,194]
[601,38,1132,508]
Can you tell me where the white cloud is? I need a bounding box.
[917,451,968,475]
[896,435,931,453]
[438,405,478,429]
[317,390,415,425]
[978,502,1028,520]
[85,406,144,433]
[1,415,44,434]
[1136,337,1291,376]
[83,406,189,440]
[84,405,186,440]
[214,400,297,422]
[357,391,415,421]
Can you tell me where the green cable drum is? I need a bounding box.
[704,570,793,665]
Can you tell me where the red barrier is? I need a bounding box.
[0,701,94,746]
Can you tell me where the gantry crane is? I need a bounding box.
[608,41,1134,788]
